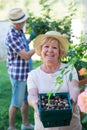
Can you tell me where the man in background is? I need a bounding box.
[5,8,36,130]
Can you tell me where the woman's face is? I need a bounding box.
[41,39,59,64]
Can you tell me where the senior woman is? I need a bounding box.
[27,31,82,130]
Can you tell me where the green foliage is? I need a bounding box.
[33,60,42,69]
[26,1,77,41]
[81,113,87,130]
[47,91,52,105]
[66,33,87,80]
[26,14,72,39]
[0,108,8,130]
[55,56,78,88]
[55,58,76,87]
[82,113,87,124]
[39,0,56,18]
[68,34,87,61]
[69,73,73,81]
[56,76,63,86]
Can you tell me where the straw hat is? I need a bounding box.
[8,8,28,23]
[33,31,69,56]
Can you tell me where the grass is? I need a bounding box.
[0,59,42,130]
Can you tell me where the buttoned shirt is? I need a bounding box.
[5,26,29,81]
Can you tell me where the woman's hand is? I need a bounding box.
[27,88,39,116]
[69,79,80,103]
[70,99,76,113]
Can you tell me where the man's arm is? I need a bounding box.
[18,48,35,60]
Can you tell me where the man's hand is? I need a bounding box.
[30,30,37,40]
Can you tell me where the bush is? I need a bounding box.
[26,1,77,41]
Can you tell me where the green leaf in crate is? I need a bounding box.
[69,72,73,81]
[82,115,87,124]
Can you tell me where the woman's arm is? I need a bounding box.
[28,88,39,115]
[68,79,80,104]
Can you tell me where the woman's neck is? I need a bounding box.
[41,62,61,73]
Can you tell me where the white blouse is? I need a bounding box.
[27,63,78,94]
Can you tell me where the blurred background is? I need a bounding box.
[0,0,86,60]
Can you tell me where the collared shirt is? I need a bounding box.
[5,26,29,81]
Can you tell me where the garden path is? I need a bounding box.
[0,20,10,60]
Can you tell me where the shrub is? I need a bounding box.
[26,1,77,41]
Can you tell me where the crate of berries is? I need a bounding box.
[38,92,72,128]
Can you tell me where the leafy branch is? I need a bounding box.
[47,57,78,105]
